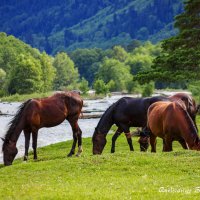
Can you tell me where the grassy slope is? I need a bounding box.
[0,130,200,199]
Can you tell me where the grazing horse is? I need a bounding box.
[2,91,83,166]
[92,96,169,155]
[138,93,198,151]
[92,93,198,155]
[147,101,200,152]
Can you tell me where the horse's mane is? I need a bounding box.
[2,99,32,151]
[96,101,118,130]
[176,102,198,136]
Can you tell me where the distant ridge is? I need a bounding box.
[0,0,183,54]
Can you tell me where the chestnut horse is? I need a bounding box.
[2,91,83,166]
[92,93,197,155]
[147,101,200,152]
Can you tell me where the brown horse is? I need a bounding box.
[137,93,198,151]
[2,91,83,166]
[146,101,200,152]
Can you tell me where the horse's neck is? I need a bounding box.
[97,119,113,135]
[96,106,114,135]
[5,121,24,143]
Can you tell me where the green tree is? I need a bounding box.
[142,81,155,97]
[107,80,115,92]
[138,0,200,83]
[7,54,42,94]
[93,79,108,95]
[126,81,142,94]
[0,68,6,87]
[96,58,132,91]
[40,52,56,92]
[0,68,6,96]
[70,48,105,84]
[79,77,89,94]
[53,52,79,90]
[111,46,128,62]
[126,40,141,52]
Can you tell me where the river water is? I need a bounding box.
[0,94,140,163]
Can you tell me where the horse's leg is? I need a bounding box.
[76,126,83,157]
[67,130,77,157]
[111,128,122,153]
[125,132,134,151]
[150,134,157,152]
[178,138,188,150]
[162,139,166,151]
[67,117,82,157]
[32,130,38,160]
[24,130,31,161]
[163,135,173,152]
[119,124,133,152]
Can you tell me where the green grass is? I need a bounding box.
[0,133,200,200]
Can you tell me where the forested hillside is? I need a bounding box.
[0,0,183,54]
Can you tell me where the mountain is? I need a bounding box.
[0,0,183,54]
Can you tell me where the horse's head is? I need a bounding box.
[132,128,150,152]
[2,140,18,166]
[92,128,107,155]
[138,136,149,152]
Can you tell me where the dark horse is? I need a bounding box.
[147,101,200,152]
[92,96,169,154]
[2,91,83,166]
[92,93,197,155]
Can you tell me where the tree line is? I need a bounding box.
[0,32,159,96]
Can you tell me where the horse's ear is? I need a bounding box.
[0,137,5,142]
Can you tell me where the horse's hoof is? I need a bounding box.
[111,149,115,153]
[23,156,28,161]
[67,153,73,157]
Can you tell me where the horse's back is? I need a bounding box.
[113,96,167,127]
[148,102,177,136]
[148,101,186,138]
[23,92,83,128]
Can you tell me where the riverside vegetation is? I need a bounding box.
[0,120,200,199]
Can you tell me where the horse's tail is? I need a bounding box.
[3,99,32,143]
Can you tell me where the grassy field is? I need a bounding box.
[0,131,200,200]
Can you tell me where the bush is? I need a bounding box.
[93,79,109,94]
[79,78,89,94]
[142,81,154,97]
